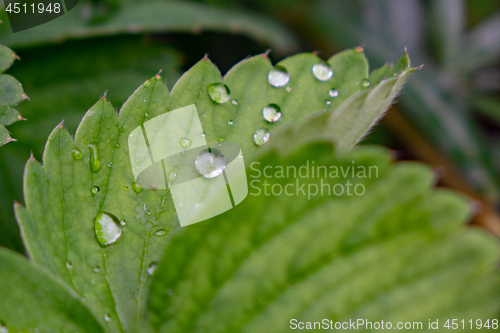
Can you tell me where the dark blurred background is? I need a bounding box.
[1,0,499,252]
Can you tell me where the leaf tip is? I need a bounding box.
[13,201,21,209]
[355,45,364,53]
[263,49,271,58]
[22,93,30,101]
[58,120,65,129]
[155,69,163,80]
[28,151,36,162]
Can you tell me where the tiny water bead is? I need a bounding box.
[328,88,339,98]
[325,99,332,106]
[120,219,126,226]
[66,261,72,268]
[124,186,129,191]
[154,229,167,236]
[254,128,270,146]
[194,149,226,179]
[71,146,83,160]
[148,262,158,275]
[228,120,233,125]
[231,99,238,105]
[286,86,292,92]
[361,79,370,88]
[312,62,333,81]
[179,137,192,148]
[91,186,100,194]
[115,143,120,149]
[88,144,101,173]
[268,65,290,88]
[207,83,231,104]
[262,104,282,123]
[93,265,100,273]
[108,163,112,167]
[95,211,122,246]
[132,182,142,193]
[104,314,111,322]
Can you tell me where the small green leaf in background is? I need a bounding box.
[6,50,494,333]
[0,44,27,146]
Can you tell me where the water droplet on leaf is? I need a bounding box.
[328,88,339,98]
[104,314,111,322]
[268,65,290,87]
[179,137,192,148]
[95,211,122,246]
[155,229,167,236]
[91,186,99,194]
[325,99,332,106]
[132,182,142,193]
[120,219,126,226]
[312,62,333,81]
[71,146,83,160]
[207,83,231,104]
[231,99,238,105]
[93,265,100,273]
[194,149,226,178]
[88,144,101,173]
[115,143,120,149]
[286,86,292,92]
[361,78,370,87]
[254,128,270,146]
[228,120,233,125]
[66,261,72,268]
[148,262,158,275]
[262,104,282,123]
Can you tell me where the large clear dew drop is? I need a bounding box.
[312,62,333,81]
[254,128,270,146]
[95,211,122,246]
[268,65,290,87]
[194,149,226,179]
[207,83,231,104]
[263,104,282,123]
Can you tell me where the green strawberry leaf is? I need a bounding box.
[0,43,27,146]
[146,142,500,332]
[0,248,104,332]
[12,49,422,332]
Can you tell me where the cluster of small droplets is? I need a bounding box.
[203,49,370,148]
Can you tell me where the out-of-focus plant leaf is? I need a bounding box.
[0,43,27,147]
[12,50,418,331]
[0,1,298,55]
[457,11,500,71]
[146,141,500,333]
[0,248,105,332]
[471,96,500,125]
[428,0,465,64]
